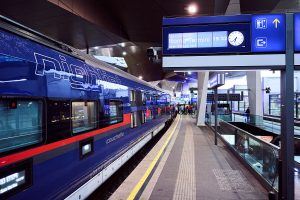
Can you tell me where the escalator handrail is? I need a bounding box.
[219,119,280,150]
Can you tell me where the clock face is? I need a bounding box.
[228,31,244,46]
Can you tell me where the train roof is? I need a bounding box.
[70,47,168,94]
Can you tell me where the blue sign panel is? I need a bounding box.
[163,15,252,26]
[163,23,251,55]
[163,14,287,55]
[251,14,286,52]
[295,13,300,51]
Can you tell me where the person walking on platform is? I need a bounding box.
[245,107,250,122]
[188,104,192,115]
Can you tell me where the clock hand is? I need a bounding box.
[234,37,237,42]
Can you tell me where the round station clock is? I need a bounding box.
[228,31,244,46]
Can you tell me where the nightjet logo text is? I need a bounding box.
[34,52,122,91]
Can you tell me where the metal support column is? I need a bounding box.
[214,88,218,145]
[280,13,294,200]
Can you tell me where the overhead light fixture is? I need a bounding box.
[186,3,198,15]
[94,46,99,50]
[122,51,127,56]
[138,75,143,80]
[188,71,192,75]
[120,43,126,47]
[130,46,137,53]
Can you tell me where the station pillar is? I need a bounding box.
[197,71,209,126]
[246,71,263,116]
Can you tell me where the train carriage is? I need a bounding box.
[0,16,172,200]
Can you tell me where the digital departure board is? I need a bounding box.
[168,31,228,49]
[163,14,288,56]
[163,23,250,55]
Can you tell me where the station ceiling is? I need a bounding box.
[0,0,289,81]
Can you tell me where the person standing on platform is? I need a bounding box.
[175,104,178,114]
[245,107,250,122]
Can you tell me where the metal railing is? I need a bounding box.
[208,113,300,135]
[206,113,279,191]
[218,120,279,191]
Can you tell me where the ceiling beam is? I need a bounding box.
[48,0,130,41]
[225,0,241,15]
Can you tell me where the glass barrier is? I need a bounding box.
[205,112,212,126]
[218,120,279,191]
[216,113,283,135]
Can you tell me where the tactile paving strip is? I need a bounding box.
[173,125,196,200]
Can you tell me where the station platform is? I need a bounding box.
[109,115,268,200]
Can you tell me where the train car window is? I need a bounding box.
[72,102,97,134]
[135,91,143,107]
[130,90,136,102]
[142,110,146,124]
[146,94,153,105]
[161,105,166,115]
[47,100,71,142]
[0,99,43,153]
[108,100,123,125]
[157,107,162,116]
[146,109,153,121]
[142,93,146,105]
[131,112,137,128]
[152,95,158,105]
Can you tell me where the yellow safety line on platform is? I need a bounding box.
[127,116,181,200]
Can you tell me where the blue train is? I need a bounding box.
[0,16,172,199]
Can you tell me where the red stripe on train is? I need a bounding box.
[0,113,131,167]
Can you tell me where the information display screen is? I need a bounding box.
[163,14,287,55]
[168,31,228,49]
[163,23,250,55]
[0,159,32,199]
[0,171,26,194]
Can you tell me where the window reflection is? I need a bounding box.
[0,99,43,153]
[108,100,123,124]
[131,112,137,128]
[72,102,96,134]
